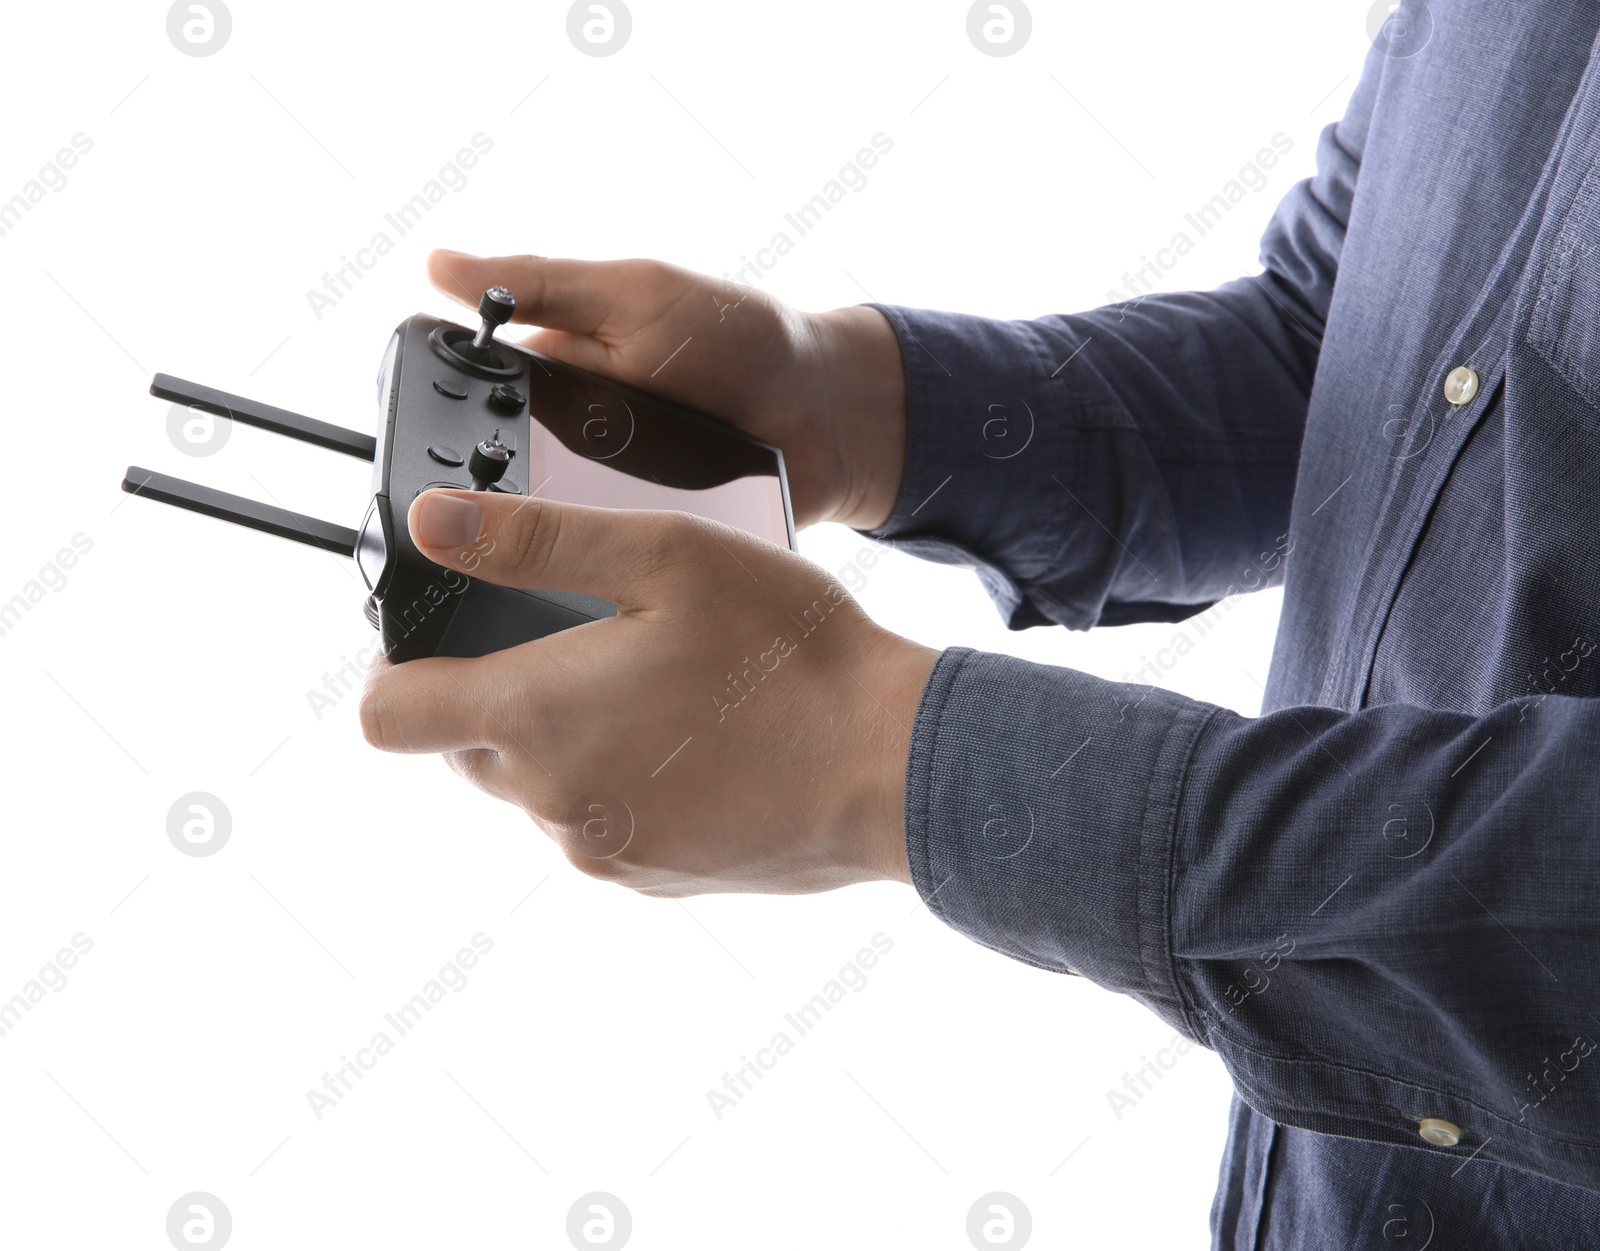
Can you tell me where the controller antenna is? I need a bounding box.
[472,286,515,350]
[468,428,516,491]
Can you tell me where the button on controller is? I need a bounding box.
[489,382,527,414]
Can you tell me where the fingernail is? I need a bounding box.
[416,492,483,549]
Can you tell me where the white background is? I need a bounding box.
[0,1,1369,1246]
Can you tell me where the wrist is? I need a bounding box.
[836,630,938,886]
[810,304,908,531]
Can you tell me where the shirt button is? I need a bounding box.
[1418,1117,1462,1146]
[1443,366,1479,405]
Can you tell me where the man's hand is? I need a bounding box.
[426,249,908,530]
[359,488,938,895]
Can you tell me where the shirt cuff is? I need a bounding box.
[904,646,1218,1038]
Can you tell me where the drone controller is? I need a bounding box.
[122,287,796,662]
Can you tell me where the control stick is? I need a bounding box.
[468,428,515,491]
[472,285,515,351]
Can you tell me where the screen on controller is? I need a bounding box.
[519,358,791,547]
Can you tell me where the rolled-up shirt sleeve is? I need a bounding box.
[908,647,1600,1193]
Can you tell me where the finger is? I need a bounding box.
[408,488,703,608]
[359,651,513,754]
[427,249,663,339]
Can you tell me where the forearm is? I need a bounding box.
[832,82,1364,630]
[906,646,1600,1191]
[852,277,1315,630]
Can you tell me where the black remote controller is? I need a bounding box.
[123,287,796,662]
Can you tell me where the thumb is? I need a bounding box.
[409,488,693,608]
[427,249,653,339]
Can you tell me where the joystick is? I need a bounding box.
[472,285,515,351]
[119,288,795,662]
[424,284,521,377]
[467,429,515,492]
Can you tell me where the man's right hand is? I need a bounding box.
[427,249,909,530]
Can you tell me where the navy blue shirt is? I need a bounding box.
[864,4,1600,1244]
